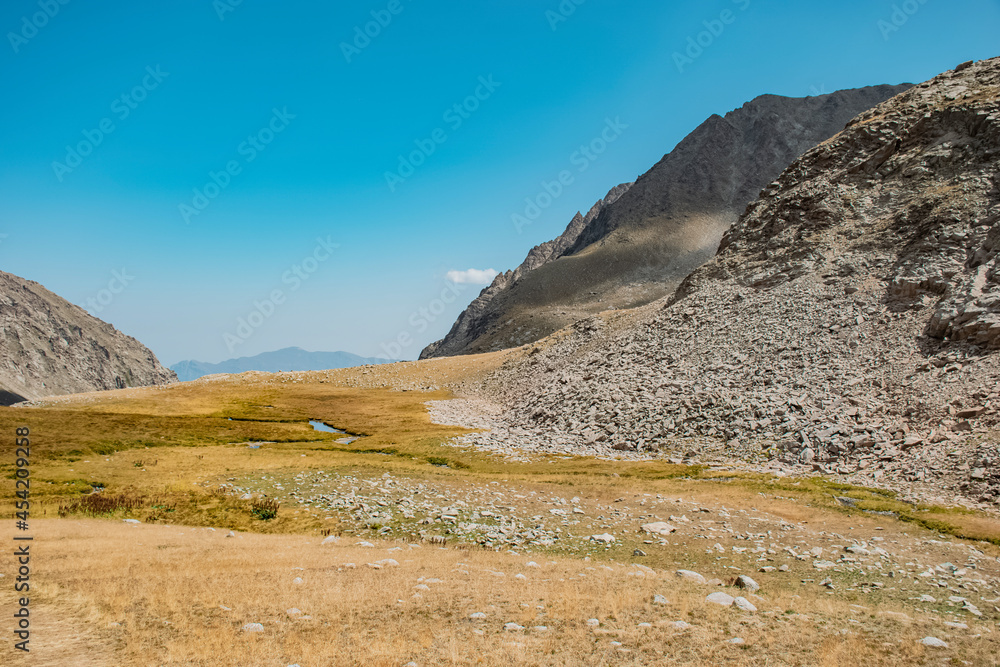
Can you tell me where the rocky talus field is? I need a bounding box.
[435,58,1000,511]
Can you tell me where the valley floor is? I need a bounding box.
[2,355,999,665]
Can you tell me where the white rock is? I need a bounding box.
[734,596,757,612]
[241,623,264,633]
[589,533,615,543]
[670,621,692,630]
[504,622,524,631]
[727,637,745,645]
[321,535,340,545]
[123,519,141,524]
[653,594,669,605]
[586,618,600,627]
[640,522,677,535]
[706,592,735,607]
[920,637,948,648]
[676,569,707,584]
[469,612,487,620]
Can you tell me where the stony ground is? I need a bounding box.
[131,463,1000,665]
[214,466,1000,626]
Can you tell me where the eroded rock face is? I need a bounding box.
[422,83,911,359]
[0,270,176,402]
[701,59,1000,350]
[466,59,1000,504]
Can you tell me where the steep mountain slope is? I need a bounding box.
[470,58,1000,504]
[421,183,631,359]
[171,347,397,381]
[0,270,175,403]
[422,83,912,359]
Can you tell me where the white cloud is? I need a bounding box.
[446,268,498,285]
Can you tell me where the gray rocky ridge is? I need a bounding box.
[422,83,912,359]
[0,269,175,403]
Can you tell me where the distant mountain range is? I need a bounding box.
[170,347,397,381]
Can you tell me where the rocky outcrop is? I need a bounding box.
[0,270,176,403]
[468,58,1000,505]
[422,83,911,359]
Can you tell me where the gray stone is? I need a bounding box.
[706,592,735,607]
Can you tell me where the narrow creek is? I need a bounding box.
[309,420,359,444]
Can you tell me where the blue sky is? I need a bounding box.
[1,0,997,365]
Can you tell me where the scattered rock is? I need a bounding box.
[706,592,736,607]
[677,570,707,584]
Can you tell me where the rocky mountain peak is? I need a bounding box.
[422,83,911,359]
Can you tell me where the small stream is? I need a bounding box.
[310,420,359,444]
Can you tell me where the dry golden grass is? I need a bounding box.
[0,357,998,665]
[2,519,992,667]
